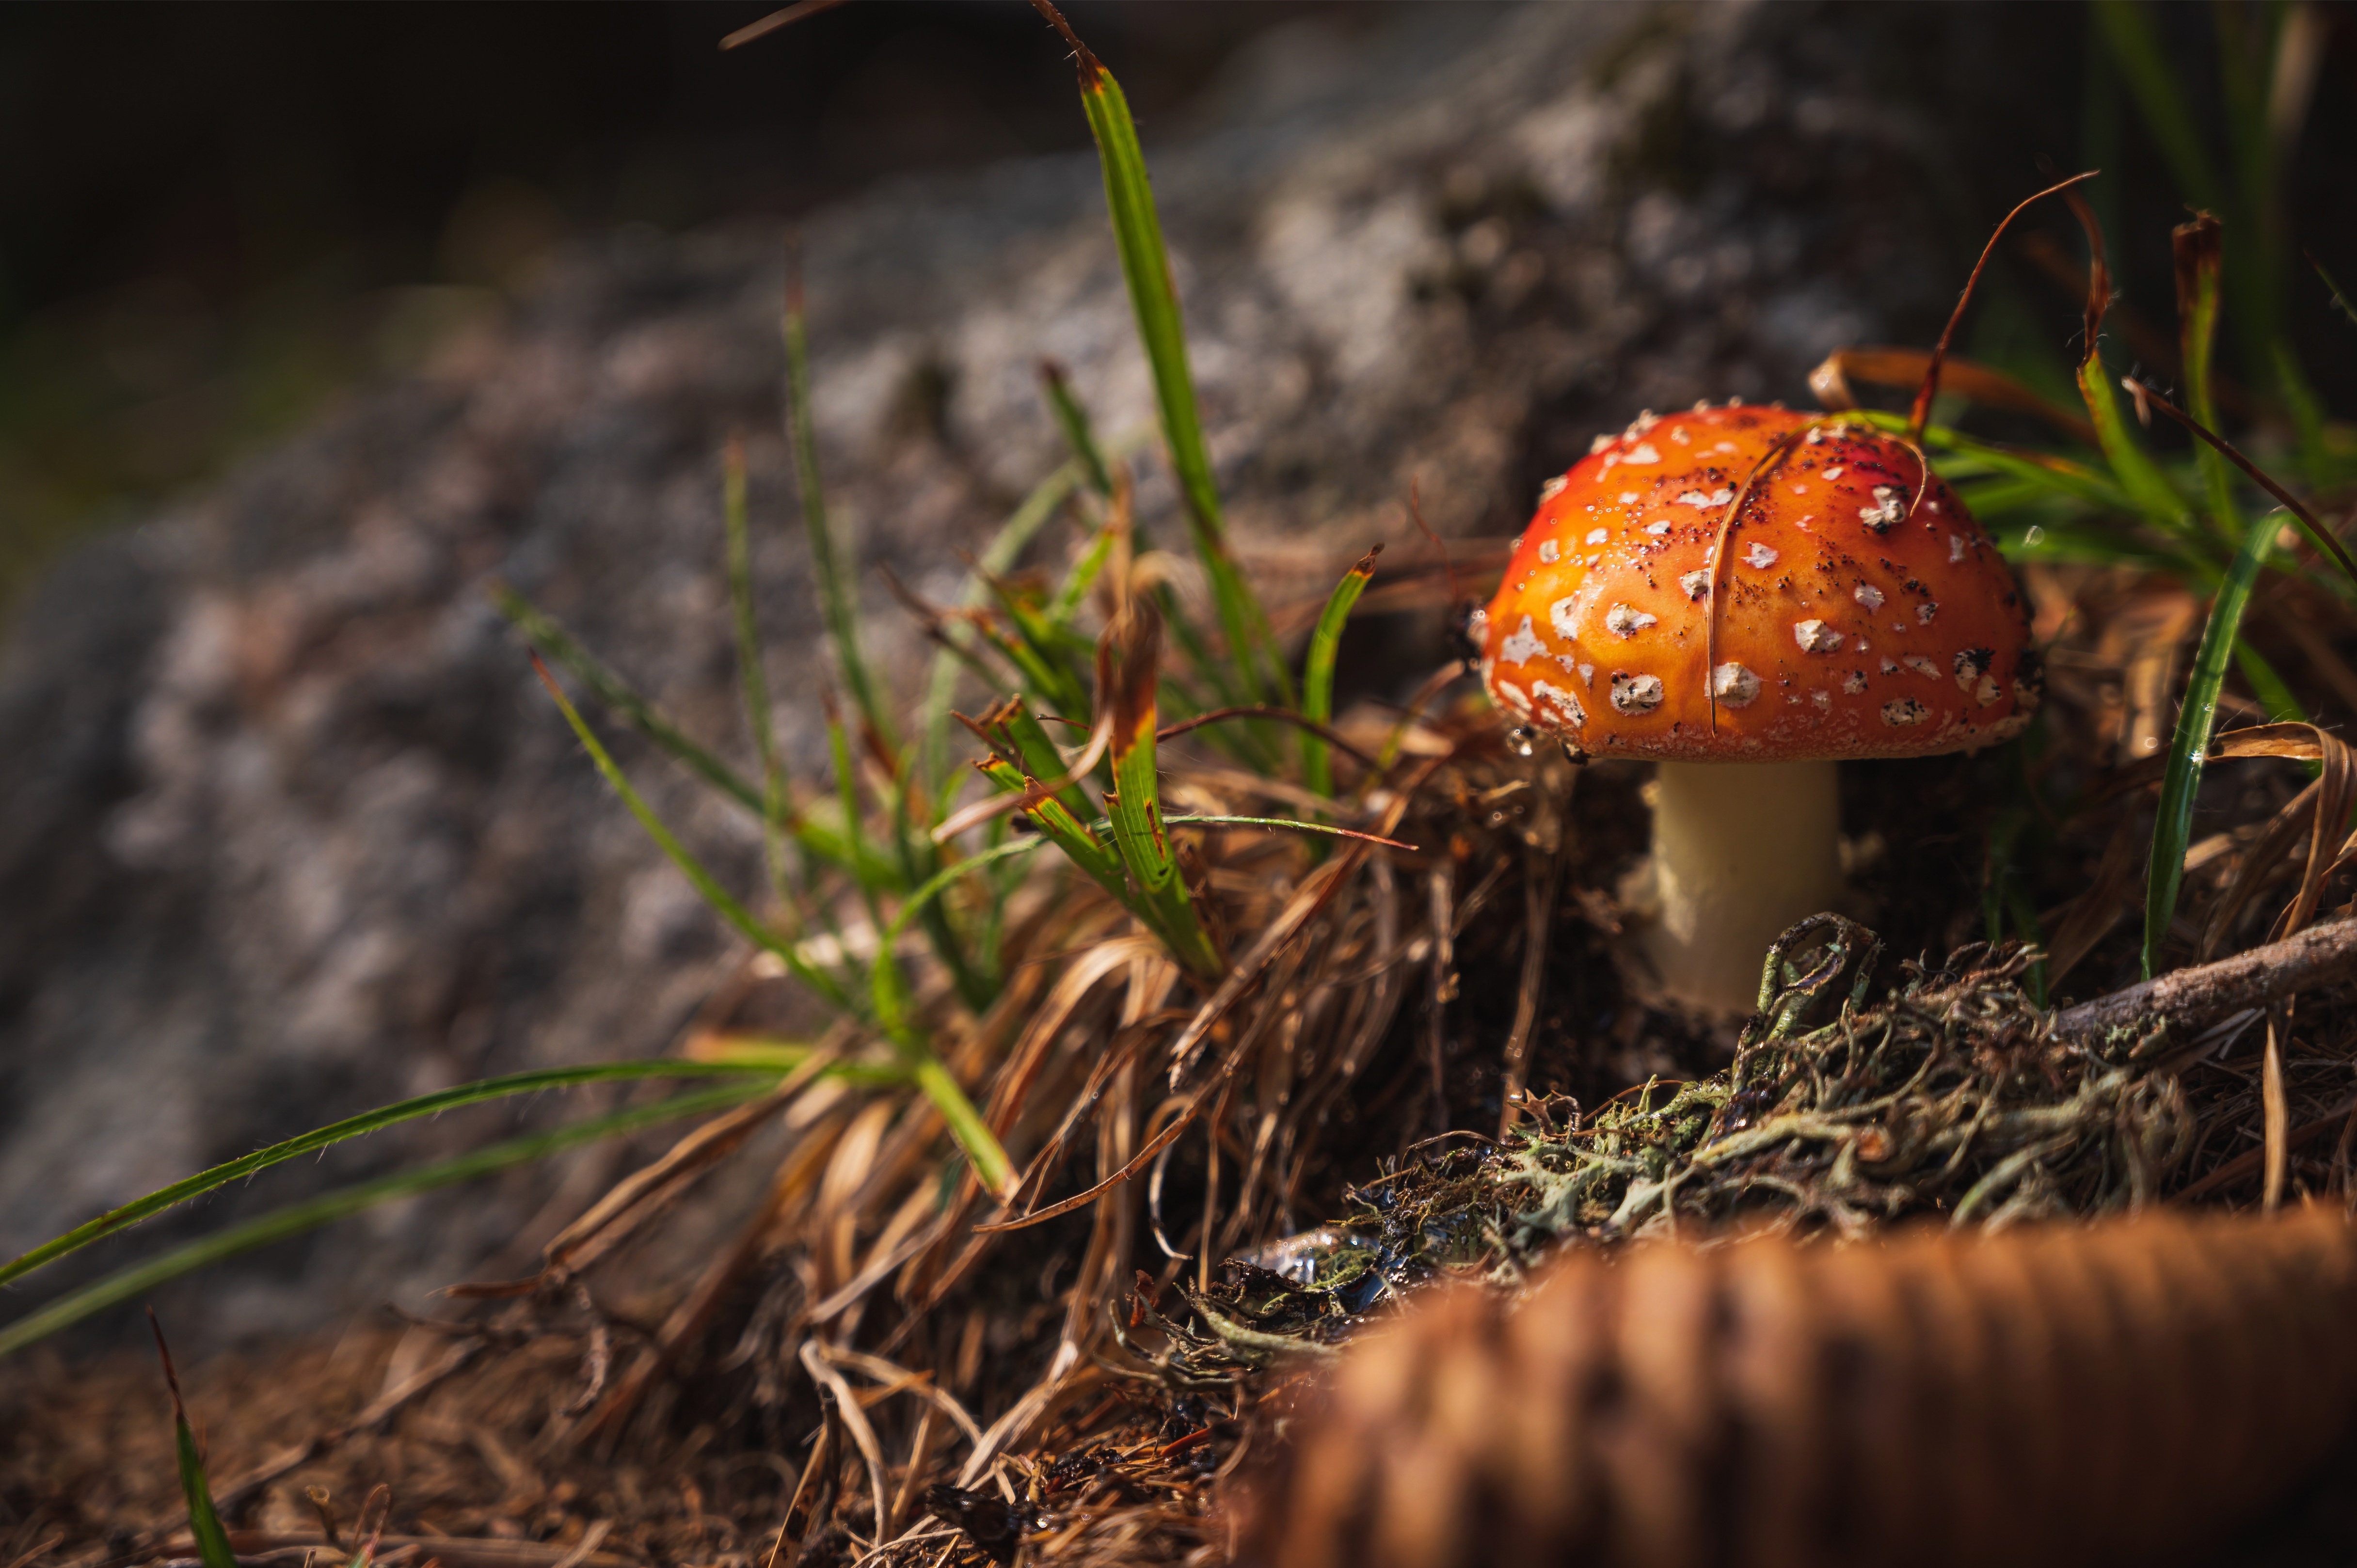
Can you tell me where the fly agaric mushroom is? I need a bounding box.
[1477,401,2038,1012]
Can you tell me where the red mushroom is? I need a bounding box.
[1478,401,2038,1011]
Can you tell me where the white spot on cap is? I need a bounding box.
[1626,410,1659,437]
[1918,602,1939,624]
[1812,689,1832,712]
[1549,597,1580,640]
[1824,465,1845,479]
[1676,489,1736,508]
[1610,672,1665,714]
[1646,520,1672,536]
[1805,427,1826,445]
[1843,670,1867,694]
[1712,663,1759,706]
[1539,475,1569,502]
[1713,442,1739,454]
[1881,697,1931,726]
[1624,443,1661,465]
[1618,491,1640,505]
[1671,425,1691,443]
[1589,434,1613,455]
[1538,540,1561,563]
[1948,533,1967,563]
[1859,487,1905,531]
[1795,619,1844,653]
[1904,655,1939,679]
[1577,663,1594,685]
[1586,528,1609,545]
[1497,681,1533,716]
[1605,603,1657,637]
[1791,484,1809,496]
[1853,583,1885,609]
[1680,570,1712,601]
[1976,675,2000,706]
[1500,615,1546,665]
[1880,658,1900,674]
[1744,542,1779,570]
[1532,679,1586,728]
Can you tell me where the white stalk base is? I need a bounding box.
[1631,760,1846,1014]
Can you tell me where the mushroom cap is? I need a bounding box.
[1479,404,2039,761]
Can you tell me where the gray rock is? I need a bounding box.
[0,0,2044,1348]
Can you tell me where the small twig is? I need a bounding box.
[547,1521,612,1568]
[2051,918,2357,1042]
[1155,706,1377,766]
[719,0,857,53]
[802,1341,892,1545]
[2117,374,2357,586]
[1497,840,1561,1137]
[1908,170,2100,441]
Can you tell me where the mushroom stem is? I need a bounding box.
[1637,760,1846,1013]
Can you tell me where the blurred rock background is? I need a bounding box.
[2,0,2352,1354]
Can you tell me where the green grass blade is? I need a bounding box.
[2313,251,2357,328]
[919,460,1086,785]
[1040,360,1114,498]
[695,1035,906,1082]
[2117,373,2357,594]
[989,700,1104,824]
[174,1412,238,1568]
[1300,546,1380,804]
[722,435,799,909]
[867,839,1040,1195]
[150,1317,238,1568]
[1077,63,1213,534]
[1049,515,1119,627]
[2234,637,2308,725]
[974,752,1127,895]
[536,656,861,1014]
[2274,340,2335,488]
[1150,813,1415,845]
[2144,506,2274,978]
[824,697,885,931]
[1054,29,1287,707]
[976,577,1093,719]
[7,1086,767,1359]
[2174,216,2239,546]
[1983,804,2026,947]
[2094,1,2224,212]
[1096,603,1225,980]
[492,583,763,816]
[784,278,894,754]
[491,584,891,884]
[1850,411,2134,513]
[2052,184,2198,535]
[0,1061,764,1292]
[2078,354,2195,533]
